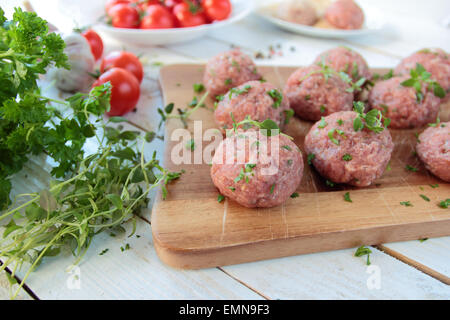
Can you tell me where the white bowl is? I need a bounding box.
[256,0,386,39]
[96,0,255,46]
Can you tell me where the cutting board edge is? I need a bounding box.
[152,217,450,269]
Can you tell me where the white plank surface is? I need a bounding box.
[1,0,450,300]
[221,247,450,299]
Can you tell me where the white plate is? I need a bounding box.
[256,0,386,39]
[95,0,255,46]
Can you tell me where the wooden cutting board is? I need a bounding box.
[152,64,450,269]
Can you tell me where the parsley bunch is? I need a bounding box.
[400,63,446,102]
[0,7,71,208]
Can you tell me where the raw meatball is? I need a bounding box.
[215,81,291,132]
[395,48,450,98]
[211,130,304,208]
[203,49,261,98]
[283,65,354,121]
[277,0,318,26]
[369,76,441,129]
[325,0,364,30]
[304,111,394,186]
[47,33,95,92]
[416,123,450,182]
[314,46,372,81]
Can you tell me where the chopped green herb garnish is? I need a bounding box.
[405,165,418,172]
[228,187,236,192]
[267,89,283,109]
[318,117,328,129]
[186,139,195,151]
[344,192,352,203]
[354,246,372,266]
[120,243,131,252]
[320,105,326,113]
[400,201,413,207]
[282,145,292,151]
[326,180,335,187]
[305,95,311,101]
[342,154,352,161]
[270,183,276,194]
[337,119,344,125]
[328,129,340,145]
[224,78,232,85]
[438,199,450,209]
[193,83,205,93]
[218,194,225,203]
[290,192,299,198]
[99,249,109,256]
[307,153,315,165]
[428,117,441,127]
[429,184,439,188]
[419,238,428,242]
[419,194,430,202]
[284,109,295,124]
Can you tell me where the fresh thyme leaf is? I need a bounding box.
[270,183,276,194]
[99,249,109,255]
[438,199,449,209]
[267,89,283,109]
[284,109,294,124]
[400,63,446,102]
[217,194,225,203]
[419,194,430,202]
[342,154,352,161]
[429,184,439,188]
[193,83,205,93]
[186,139,195,151]
[224,78,232,85]
[307,153,315,165]
[354,246,372,266]
[318,117,328,129]
[405,165,418,172]
[328,129,340,145]
[344,192,352,203]
[400,201,413,207]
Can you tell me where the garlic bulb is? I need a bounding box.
[48,32,95,92]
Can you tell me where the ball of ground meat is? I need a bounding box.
[304,111,394,186]
[325,0,364,30]
[416,123,450,182]
[314,46,372,81]
[211,130,304,208]
[283,65,354,121]
[203,49,261,98]
[214,81,291,132]
[277,0,318,26]
[394,48,450,99]
[369,76,441,129]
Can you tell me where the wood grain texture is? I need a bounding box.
[152,64,450,269]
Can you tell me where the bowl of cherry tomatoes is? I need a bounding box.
[96,0,254,45]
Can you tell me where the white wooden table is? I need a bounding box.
[1,0,450,300]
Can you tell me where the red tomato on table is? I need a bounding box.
[201,0,231,21]
[100,51,143,83]
[81,29,104,61]
[105,0,131,16]
[173,2,208,28]
[140,4,177,29]
[109,4,141,29]
[93,68,141,116]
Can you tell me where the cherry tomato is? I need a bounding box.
[173,2,207,28]
[100,51,143,83]
[92,68,140,116]
[105,0,130,15]
[201,0,231,21]
[130,0,161,12]
[81,29,104,61]
[163,0,182,9]
[140,4,176,29]
[109,4,140,29]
